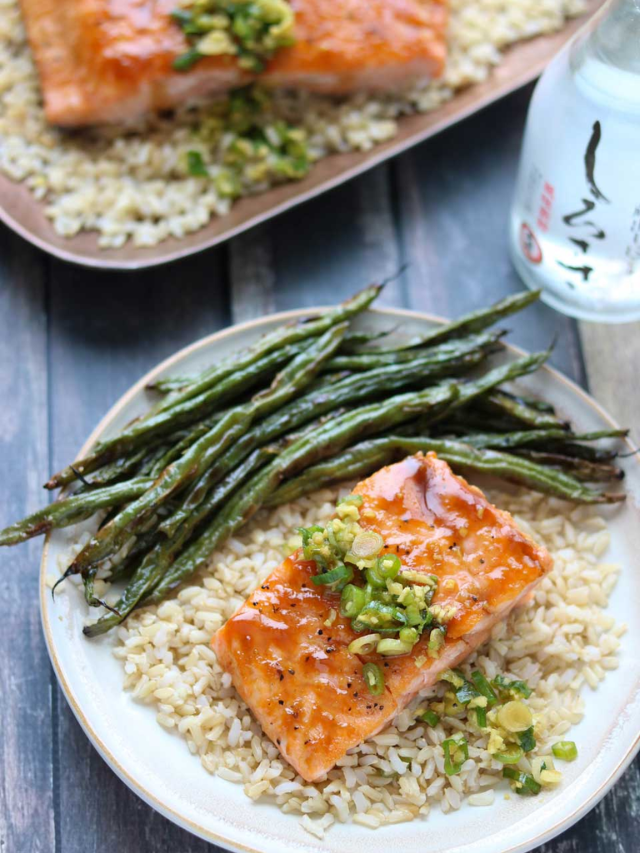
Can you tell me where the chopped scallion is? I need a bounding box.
[470,671,498,706]
[443,735,469,775]
[310,563,353,590]
[363,662,384,696]
[503,767,541,795]
[494,745,524,765]
[519,727,536,753]
[552,741,578,762]
[350,531,384,559]
[418,709,440,727]
[340,584,366,619]
[347,633,380,655]
[376,638,413,656]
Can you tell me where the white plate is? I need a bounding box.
[41,307,640,853]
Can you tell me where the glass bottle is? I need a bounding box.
[509,0,640,322]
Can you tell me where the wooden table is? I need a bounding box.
[1,83,638,853]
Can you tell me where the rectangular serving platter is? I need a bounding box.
[0,1,601,270]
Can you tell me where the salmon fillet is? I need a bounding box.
[213,452,552,782]
[20,0,448,126]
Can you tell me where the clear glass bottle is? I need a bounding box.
[509,0,640,322]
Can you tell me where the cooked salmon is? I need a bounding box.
[212,452,552,783]
[20,0,448,126]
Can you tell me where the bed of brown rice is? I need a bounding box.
[103,484,624,838]
[0,0,585,248]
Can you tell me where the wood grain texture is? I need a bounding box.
[579,321,640,444]
[46,253,231,853]
[0,76,638,853]
[0,229,54,853]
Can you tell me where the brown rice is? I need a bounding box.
[106,483,624,838]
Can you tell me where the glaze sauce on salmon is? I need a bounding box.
[21,0,448,126]
[213,452,552,782]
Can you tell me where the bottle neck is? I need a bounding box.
[574,0,640,74]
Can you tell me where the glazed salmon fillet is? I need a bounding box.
[213,453,552,782]
[20,0,448,126]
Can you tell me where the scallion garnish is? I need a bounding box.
[418,709,440,727]
[310,563,353,590]
[347,634,380,655]
[363,662,384,696]
[503,767,541,795]
[340,583,366,619]
[494,745,524,764]
[552,741,578,761]
[470,671,498,706]
[186,151,209,177]
[492,675,532,699]
[443,735,469,775]
[519,727,536,753]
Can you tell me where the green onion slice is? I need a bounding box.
[494,745,524,765]
[503,767,541,795]
[350,531,384,559]
[376,553,401,580]
[474,706,487,728]
[363,662,384,696]
[376,638,413,656]
[348,633,381,655]
[519,727,536,753]
[418,709,440,727]
[311,563,353,590]
[337,494,363,506]
[443,735,469,775]
[351,600,407,632]
[364,563,387,589]
[470,671,498,706]
[398,626,419,646]
[340,584,366,619]
[552,740,578,761]
[491,675,532,699]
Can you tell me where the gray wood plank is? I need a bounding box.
[229,165,404,323]
[393,85,586,384]
[0,226,54,853]
[46,253,231,853]
[579,321,640,444]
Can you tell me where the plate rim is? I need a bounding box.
[40,304,640,852]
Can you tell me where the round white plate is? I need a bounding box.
[41,307,640,853]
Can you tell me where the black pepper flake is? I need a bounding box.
[251,601,258,607]
[277,738,281,744]
[383,662,389,668]
[380,705,384,710]
[305,655,310,662]
[317,630,323,635]
[294,726,299,731]
[347,682,352,688]
[290,602,297,607]
[479,558,485,564]
[279,672,284,681]
[366,705,372,710]
[288,668,295,675]
[326,647,335,653]
[304,740,310,745]
[353,691,359,698]
[278,700,284,705]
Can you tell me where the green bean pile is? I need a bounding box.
[0,286,628,636]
